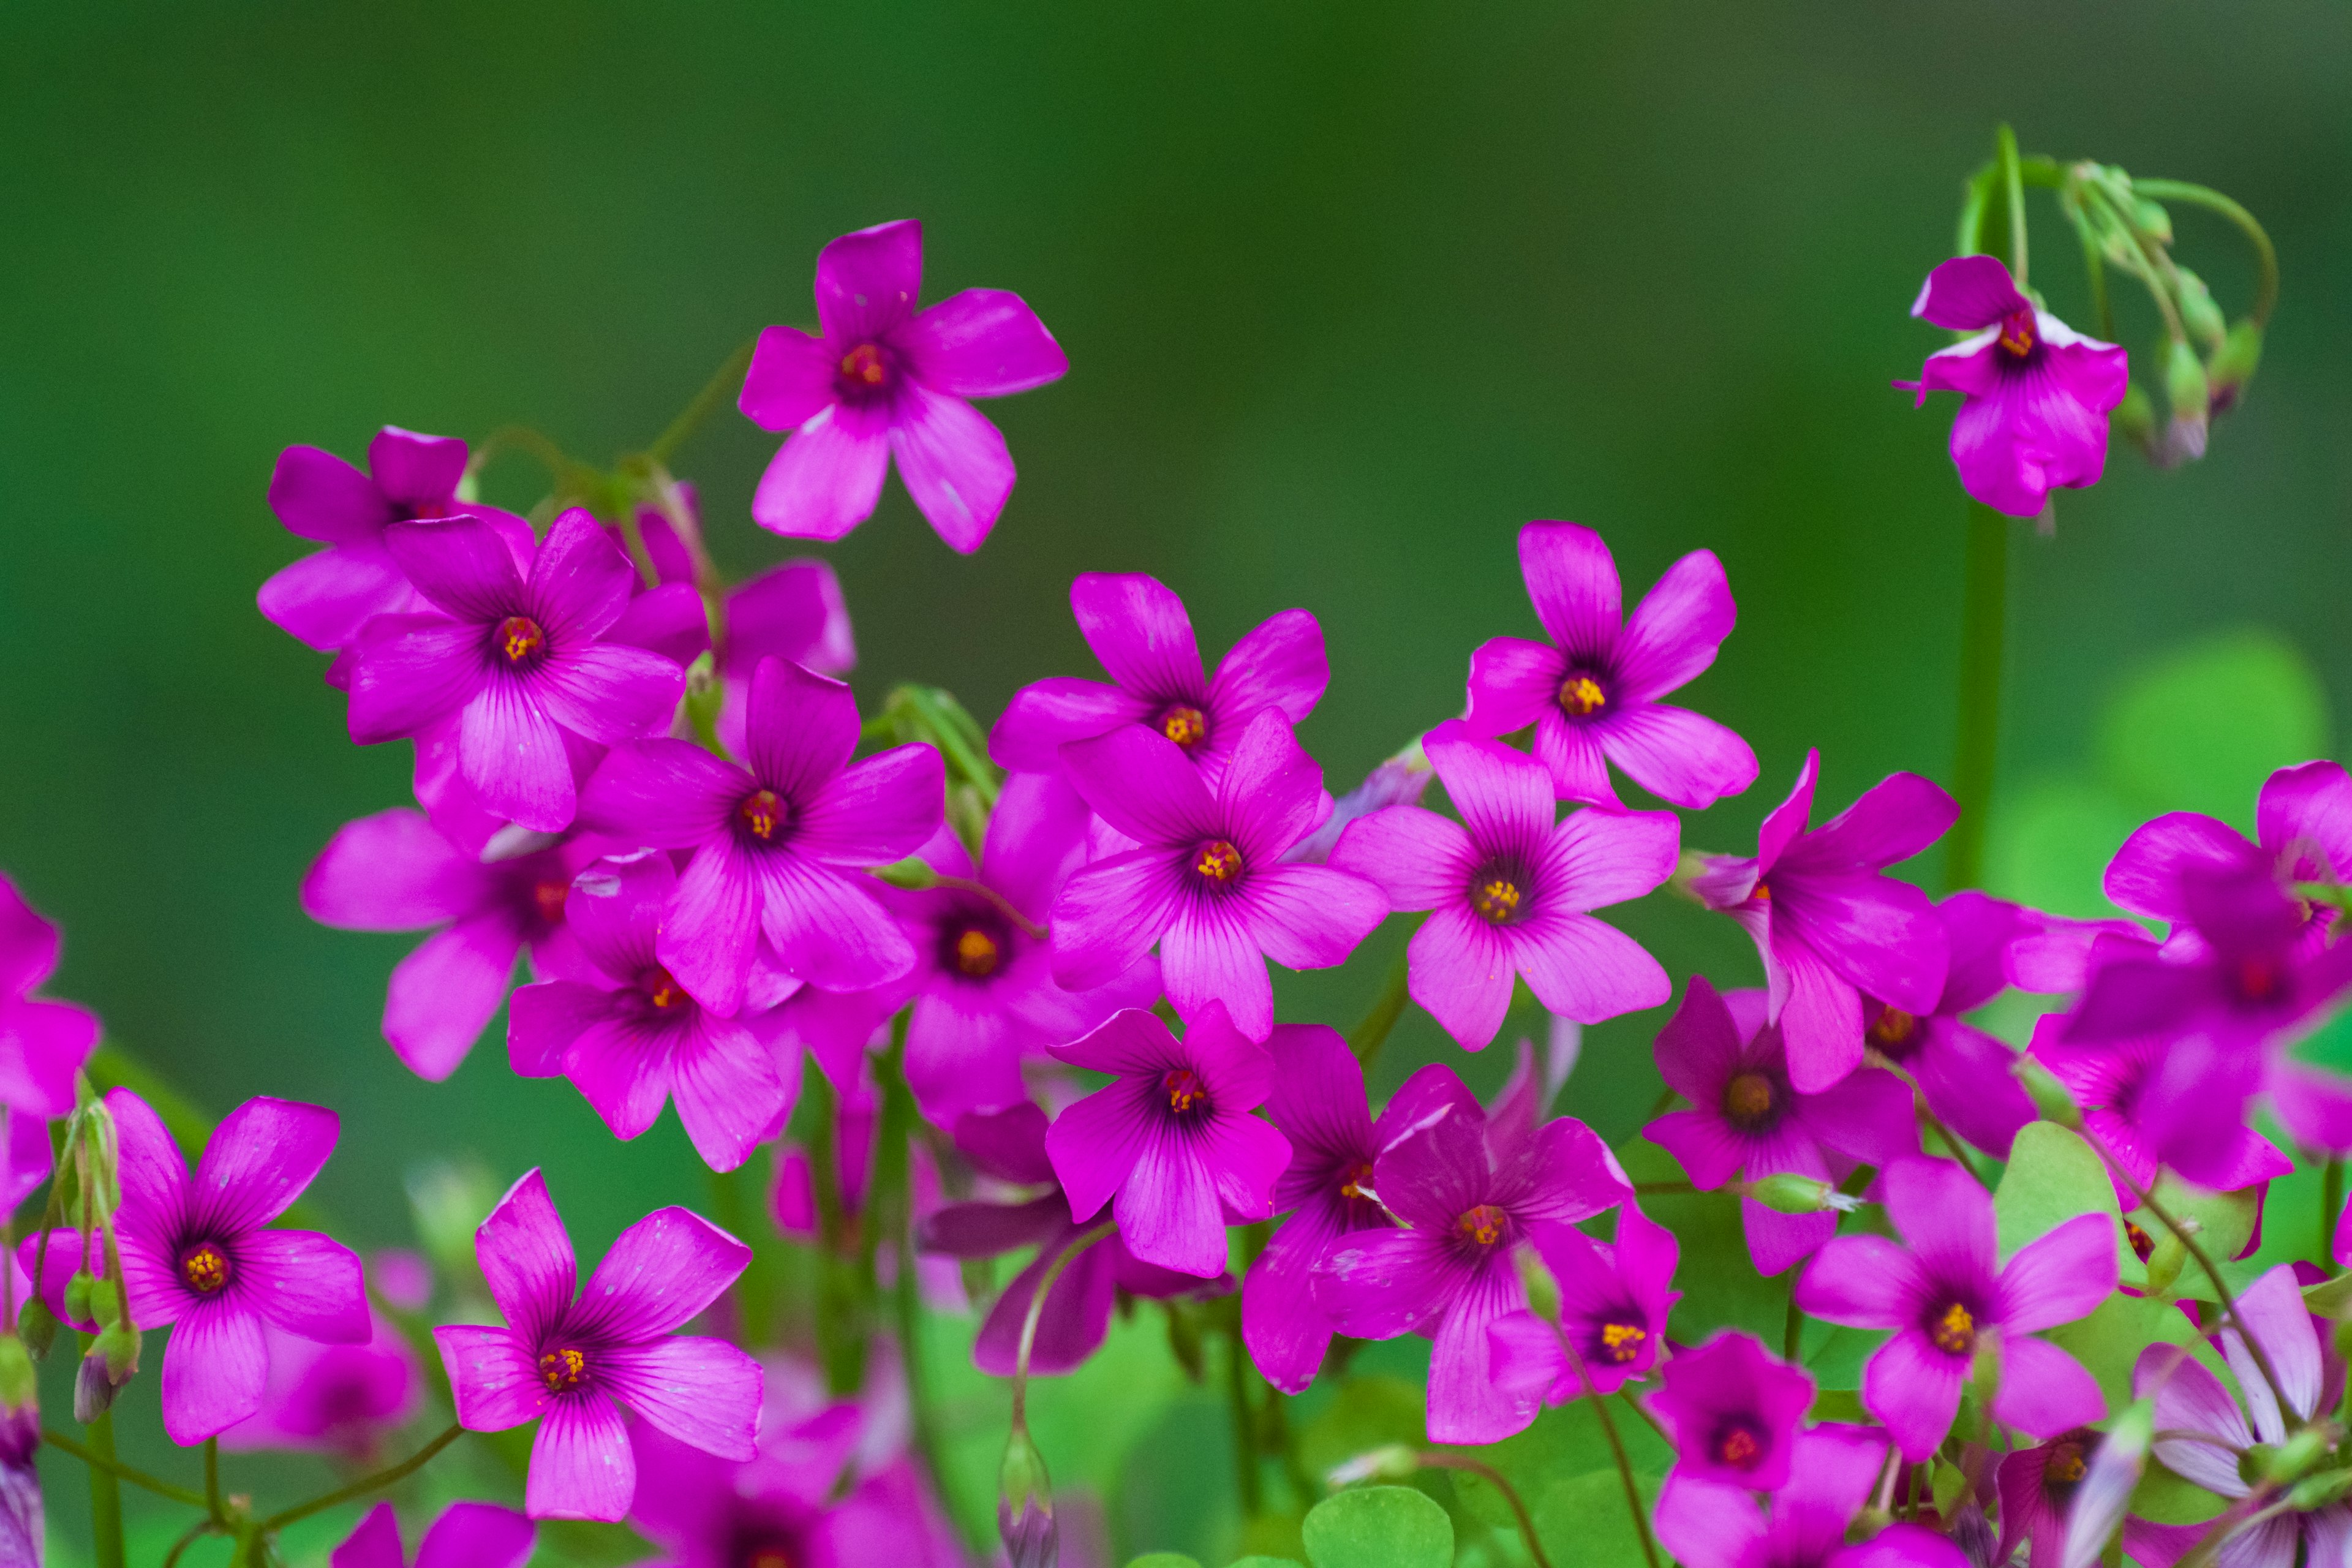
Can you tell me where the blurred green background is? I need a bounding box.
[3,0,2349,1559]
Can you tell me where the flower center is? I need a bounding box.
[1712,1421,1765,1471]
[1163,1068,1208,1115]
[2233,954,2282,1003]
[1557,673,1608,718]
[179,1242,232,1295]
[1997,309,2036,358]
[495,615,546,667]
[1596,1321,1648,1363]
[2045,1440,2087,1487]
[538,1346,589,1392]
[1454,1204,1508,1248]
[1750,879,1771,903]
[532,878,569,925]
[643,966,690,1010]
[1338,1161,1375,1201]
[1928,1299,1977,1356]
[1866,1006,1920,1060]
[839,342,889,390]
[742,1545,797,1568]
[1159,705,1208,748]
[1193,839,1243,886]
[1472,876,1523,925]
[1722,1072,1776,1130]
[2125,1220,2155,1263]
[954,927,1001,978]
[737,788,789,843]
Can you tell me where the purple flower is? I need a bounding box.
[1994,1428,2111,1568]
[345,508,687,832]
[1692,750,1957,1092]
[581,655,944,1016]
[218,1297,421,1459]
[739,218,1066,552]
[1050,709,1385,1040]
[330,1501,535,1568]
[2133,1265,2350,1568]
[2029,1014,2291,1201]
[1655,1423,1968,1568]
[508,852,801,1172]
[18,1089,368,1446]
[2104,760,2352,957]
[989,573,1326,784]
[1895,255,2129,519]
[1795,1156,2113,1461]
[301,810,603,1080]
[432,1169,762,1521]
[1462,520,1757,809]
[919,1102,1224,1375]
[1488,1204,1681,1404]
[1643,1330,1815,1491]
[0,873,98,1118]
[1332,722,1677,1049]
[1856,892,2040,1159]
[1645,978,1917,1275]
[1313,1061,1630,1443]
[1042,1003,1291,1278]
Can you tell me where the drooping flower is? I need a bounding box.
[1487,1203,1681,1404]
[1313,1060,1630,1443]
[989,573,1326,785]
[301,810,602,1080]
[1856,892,2040,1159]
[580,655,944,1015]
[2029,1013,2291,1202]
[2132,1265,2351,1568]
[738,218,1066,552]
[1462,520,1756,809]
[1645,978,1917,1275]
[0,873,99,1118]
[1690,750,1956,1092]
[1332,722,1677,1049]
[1643,1330,1816,1491]
[918,1102,1225,1375]
[330,1501,535,1568]
[346,509,689,832]
[1794,1155,2114,1461]
[1042,1003,1291,1278]
[1654,1423,1968,1568]
[1895,254,2129,519]
[17,1089,368,1445]
[432,1169,761,1521]
[218,1291,421,1459]
[1050,709,1384,1040]
[508,852,799,1172]
[1994,1428,2114,1568]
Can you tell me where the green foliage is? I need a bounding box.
[1616,1139,1790,1344]
[2039,1293,2197,1411]
[1993,1123,2136,1281]
[1128,1556,1207,1567]
[1441,1396,1672,1560]
[1529,1470,1664,1566]
[1300,1486,1453,1568]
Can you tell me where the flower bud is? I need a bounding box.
[870,858,939,891]
[2288,1468,2352,1512]
[998,1423,1057,1568]
[2266,1427,2329,1485]
[1738,1174,1860,1216]
[1514,1243,1563,1327]
[97,1321,140,1385]
[2111,383,2160,461]
[0,1338,33,1415]
[2162,337,2210,464]
[2142,1228,2187,1297]
[682,650,725,753]
[1328,1444,1422,1487]
[2017,1060,2084,1131]
[15,1302,54,1361]
[2207,321,2263,414]
[62,1272,91,1325]
[1845,1507,1893,1545]
[88,1275,123,1329]
[72,1351,116,1423]
[2174,267,2226,347]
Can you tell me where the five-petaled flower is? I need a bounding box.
[1642,1330,1816,1491]
[1488,1202,1681,1405]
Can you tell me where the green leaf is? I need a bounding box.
[1995,1123,2136,1282]
[1302,1486,1453,1568]
[1529,1469,1664,1567]
[1297,1374,1428,1476]
[2040,1292,2197,1412]
[2095,628,2328,824]
[2130,1458,2230,1525]
[1442,1395,1673,1545]
[1227,1559,1308,1567]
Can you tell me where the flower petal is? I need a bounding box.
[1542,805,1679,911]
[1611,548,1737,702]
[989,677,1152,773]
[347,616,486,744]
[1407,905,1518,1051]
[1594,703,1758,811]
[1910,255,2030,331]
[476,1169,577,1348]
[1790,772,1960,873]
[1427,1260,1539,1443]
[2103,811,2257,924]
[1114,1126,1231,1278]
[601,1335,762,1461]
[750,403,891,541]
[525,1395,635,1521]
[1863,1330,1967,1461]
[581,1208,750,1345]
[900,287,1066,397]
[1218,710,1330,860]
[1990,1334,2106,1440]
[1060,723,1219,846]
[668,1018,794,1173]
[161,1302,270,1444]
[1330,805,1476,912]
[579,739,745,850]
[1208,607,1327,731]
[269,444,394,545]
[1048,853,1184,992]
[432,1324,548,1431]
[1531,709,1619,807]
[757,857,916,991]
[1241,864,1386,974]
[796,742,944,866]
[1313,1227,1464,1341]
[1463,635,1566,739]
[1161,900,1273,1039]
[532,646,684,747]
[815,218,922,342]
[888,385,1016,554]
[1795,1234,1928,1328]
[385,914,520,1080]
[1883,1156,1998,1287]
[459,681,574,833]
[301,809,483,930]
[1426,725,1556,858]
[413,1501,537,1568]
[738,324,838,432]
[258,545,413,652]
[1516,521,1619,659]
[1997,1212,2119,1333]
[237,1229,369,1344]
[192,1096,337,1235]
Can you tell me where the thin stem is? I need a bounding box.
[1619,1390,1668,1447]
[1416,1453,1553,1568]
[1010,1221,1116,1428]
[1996,124,2029,287]
[204,1436,222,1523]
[1349,948,1412,1071]
[1945,501,2010,891]
[645,335,760,467]
[2323,1158,2342,1277]
[1918,1105,1990,1189]
[259,1422,464,1531]
[1542,1323,1659,1568]
[875,1017,967,1547]
[1784,1292,1804,1363]
[1224,1327,1265,1519]
[161,1518,217,1568]
[44,1427,207,1510]
[2132,180,2280,328]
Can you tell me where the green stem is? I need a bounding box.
[1224,1328,1265,1519]
[1416,1453,1553,1568]
[204,1436,222,1523]
[872,1016,967,1544]
[1619,1390,1668,1447]
[804,1063,867,1396]
[259,1422,464,1531]
[2324,1158,2343,1277]
[2132,179,2280,327]
[1996,124,2029,287]
[46,1424,203,1512]
[85,1406,126,1568]
[1010,1221,1117,1427]
[1918,1105,1989,1189]
[1542,1323,1659,1568]
[645,335,760,467]
[1945,501,2010,892]
[1349,946,1412,1071]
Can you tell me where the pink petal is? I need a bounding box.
[476,1169,578,1346]
[1794,1234,1927,1327]
[1425,725,1555,853]
[601,1335,762,1460]
[269,445,394,546]
[459,682,575,833]
[1611,548,1737,701]
[1217,710,1330,859]
[1047,853,1184,992]
[1882,1156,1997,1284]
[900,287,1066,398]
[1049,1007,1178,1077]
[797,743,945,866]
[1863,1330,1967,1461]
[738,325,839,431]
[1774,873,1948,1017]
[162,1302,270,1444]
[1910,255,2030,331]
[1766,925,1864,1093]
[989,676,1152,773]
[1242,1221,1343,1395]
[1756,750,1820,872]
[1330,805,1477,911]
[1793,771,1960,872]
[1653,1474,1766,1568]
[815,218,923,343]
[1161,902,1273,1040]
[2144,1348,2253,1494]
[1512,912,1670,1024]
[257,545,413,652]
[742,657,862,801]
[1595,703,1758,811]
[331,1503,405,1568]
[0,879,58,1000]
[1544,805,1679,910]
[347,616,486,744]
[1515,521,1620,658]
[757,858,916,991]
[385,914,520,1080]
[750,404,891,541]
[575,1202,750,1341]
[579,739,745,849]
[1989,1334,2106,1441]
[1530,709,1619,806]
[1463,635,1566,739]
[2259,760,2352,881]
[888,385,1016,553]
[1798,1066,1921,1169]
[1645,1110,1744,1191]
[668,1020,794,1172]
[433,1324,548,1431]
[1426,1264,1539,1443]
[368,426,469,513]
[1207,608,1327,729]
[1408,905,1517,1050]
[526,1395,635,1521]
[413,1501,537,1568]
[1312,1227,1463,1340]
[1115,1128,1231,1278]
[192,1096,337,1234]
[655,839,763,1016]
[1649,976,1746,1104]
[1203,1107,1292,1225]
[301,809,481,930]
[532,645,684,746]
[383,516,526,623]
[0,998,93,1117]
[105,1089,190,1241]
[1242,863,1386,974]
[1044,1077,1153,1229]
[562,1016,674,1141]
[524,510,635,640]
[1997,1212,2119,1333]
[1060,724,1219,845]
[728,557,854,676]
[1070,573,1206,701]
[238,1230,370,1343]
[2103,812,2255,924]
[1744,1197,1836,1278]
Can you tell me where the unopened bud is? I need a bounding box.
[0,1338,33,1413]
[62,1273,91,1325]
[1328,1444,1422,1487]
[998,1423,1057,1568]
[17,1301,55,1361]
[96,1321,140,1385]
[2143,1228,2187,1297]
[1738,1174,1860,1216]
[2162,338,2210,464]
[870,858,939,891]
[88,1275,123,1329]
[2288,1468,2352,1512]
[2017,1060,2084,1131]
[2111,384,2159,462]
[682,651,725,753]
[2267,1427,2329,1485]
[1514,1243,1563,1327]
[2207,321,2263,413]
[2174,267,2226,347]
[72,1352,116,1423]
[80,1102,121,1215]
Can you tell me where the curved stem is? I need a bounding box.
[1416,1453,1553,1568]
[1541,1325,1660,1568]
[1009,1221,1116,1428]
[258,1422,463,1531]
[2133,179,2280,327]
[1349,946,1412,1071]
[1918,1105,1989,1189]
[161,1518,217,1568]
[44,1427,208,1510]
[1945,501,2010,891]
[1784,1292,1804,1363]
[1996,124,2029,287]
[925,875,1047,940]
[645,334,760,467]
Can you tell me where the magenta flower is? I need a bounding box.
[1645,978,1917,1276]
[1043,1003,1291,1278]
[1856,892,2039,1158]
[2029,1014,2290,1201]
[2105,760,2352,956]
[1050,709,1384,1039]
[1691,750,1957,1092]
[1462,520,1756,809]
[1895,254,2128,519]
[330,1501,534,1568]
[1795,1156,2113,1461]
[219,1301,421,1459]
[432,1169,761,1521]
[1332,722,1677,1049]
[581,655,944,1015]
[1644,1330,1816,1491]
[1994,1428,2109,1568]
[508,852,801,1172]
[1487,1204,1681,1404]
[739,218,1066,552]
[301,809,601,1080]
[345,508,687,832]
[1655,1424,1967,1568]
[919,1102,1224,1375]
[0,874,99,1118]
[20,1089,368,1445]
[990,573,1326,783]
[1313,1061,1630,1443]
